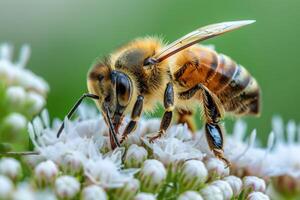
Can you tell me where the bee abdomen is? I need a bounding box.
[223,77,260,115]
[206,54,237,93]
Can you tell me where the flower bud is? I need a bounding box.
[247,192,270,200]
[11,185,35,200]
[125,144,148,168]
[223,175,242,197]
[205,157,229,180]
[3,113,27,133]
[178,160,208,191]
[113,179,140,200]
[0,175,13,199]
[61,152,83,174]
[139,159,166,193]
[6,86,26,106]
[34,160,58,186]
[0,157,21,180]
[81,185,107,200]
[26,92,45,115]
[178,191,203,200]
[55,175,80,199]
[134,192,156,200]
[212,180,233,200]
[243,176,266,193]
[200,185,223,200]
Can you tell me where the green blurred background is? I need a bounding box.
[1,0,299,143]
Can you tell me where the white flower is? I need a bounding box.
[223,175,242,197]
[200,185,223,200]
[6,86,26,106]
[34,160,58,186]
[0,43,49,96]
[60,151,83,174]
[3,113,27,132]
[139,159,166,193]
[178,160,208,191]
[26,92,46,115]
[243,176,266,193]
[125,144,148,168]
[84,156,137,188]
[55,175,80,199]
[134,192,156,200]
[178,191,203,200]
[247,192,270,200]
[205,157,229,180]
[113,179,140,200]
[143,137,203,168]
[11,182,35,200]
[0,175,13,198]
[211,180,233,200]
[81,185,107,200]
[34,189,58,200]
[0,157,21,180]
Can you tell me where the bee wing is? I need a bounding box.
[154,20,255,62]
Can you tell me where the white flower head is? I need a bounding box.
[55,175,80,199]
[34,160,58,186]
[205,157,229,180]
[0,157,22,180]
[178,191,203,200]
[113,178,140,200]
[125,144,148,168]
[134,192,156,200]
[211,180,233,200]
[139,159,166,193]
[0,175,13,199]
[11,182,35,200]
[81,185,107,200]
[5,86,26,106]
[143,137,203,168]
[200,185,223,200]
[243,176,266,193]
[0,43,49,95]
[3,113,27,133]
[178,160,208,191]
[26,92,46,115]
[223,175,242,197]
[247,192,270,200]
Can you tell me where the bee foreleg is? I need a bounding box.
[120,95,144,144]
[148,82,174,143]
[201,86,231,167]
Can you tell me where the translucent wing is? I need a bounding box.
[153,20,255,62]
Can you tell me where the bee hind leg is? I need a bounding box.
[148,82,174,143]
[201,86,231,167]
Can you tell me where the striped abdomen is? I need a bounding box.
[172,44,260,116]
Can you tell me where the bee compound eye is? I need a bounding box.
[116,74,132,106]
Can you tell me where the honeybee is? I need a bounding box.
[57,20,260,166]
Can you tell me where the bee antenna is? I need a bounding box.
[56,93,99,138]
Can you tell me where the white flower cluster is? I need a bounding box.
[16,106,275,199]
[224,117,300,199]
[0,44,49,138]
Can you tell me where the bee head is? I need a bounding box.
[88,63,133,128]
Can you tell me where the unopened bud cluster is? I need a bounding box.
[0,44,49,150]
